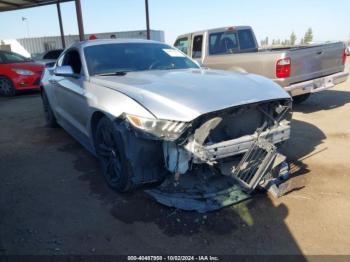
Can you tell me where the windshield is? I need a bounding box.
[0,51,32,64]
[209,29,257,55]
[84,42,199,76]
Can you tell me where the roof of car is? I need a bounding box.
[73,38,165,49]
[175,26,252,40]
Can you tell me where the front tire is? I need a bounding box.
[0,77,16,97]
[95,117,133,192]
[293,93,310,104]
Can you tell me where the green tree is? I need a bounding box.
[304,28,313,44]
[290,32,297,45]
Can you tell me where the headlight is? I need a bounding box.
[125,114,188,141]
[12,69,35,75]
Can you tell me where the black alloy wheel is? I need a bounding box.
[95,117,132,192]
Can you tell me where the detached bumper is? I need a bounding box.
[186,124,291,163]
[285,71,349,97]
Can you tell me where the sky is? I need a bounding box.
[0,0,349,45]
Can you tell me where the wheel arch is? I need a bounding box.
[0,75,14,83]
[90,110,108,148]
[0,75,16,96]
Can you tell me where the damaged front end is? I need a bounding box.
[149,99,292,211]
[119,98,293,212]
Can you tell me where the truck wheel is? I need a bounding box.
[293,93,310,104]
[41,90,58,127]
[0,77,16,97]
[95,117,133,192]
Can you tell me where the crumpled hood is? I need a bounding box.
[91,69,290,122]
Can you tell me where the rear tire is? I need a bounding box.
[95,117,133,192]
[293,93,310,104]
[41,90,58,127]
[0,77,16,97]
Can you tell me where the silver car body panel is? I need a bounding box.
[41,40,292,206]
[91,68,290,122]
[41,38,291,155]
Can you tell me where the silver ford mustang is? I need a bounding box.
[41,39,292,209]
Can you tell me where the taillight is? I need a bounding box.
[276,57,291,78]
[342,48,346,65]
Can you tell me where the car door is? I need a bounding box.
[51,49,91,140]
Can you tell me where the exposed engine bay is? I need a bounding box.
[117,99,293,212]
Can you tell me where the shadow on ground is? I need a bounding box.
[293,89,350,113]
[60,117,325,251]
[0,94,326,255]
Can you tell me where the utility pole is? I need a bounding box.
[145,0,150,40]
[75,0,85,41]
[56,1,66,48]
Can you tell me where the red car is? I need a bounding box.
[0,50,44,96]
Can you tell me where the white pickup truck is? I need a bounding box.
[174,26,349,103]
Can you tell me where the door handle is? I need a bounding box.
[317,51,323,55]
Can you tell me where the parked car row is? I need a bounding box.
[1,27,349,210]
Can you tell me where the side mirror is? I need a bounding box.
[54,65,75,77]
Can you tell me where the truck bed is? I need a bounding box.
[203,42,346,87]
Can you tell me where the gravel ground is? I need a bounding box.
[0,61,349,256]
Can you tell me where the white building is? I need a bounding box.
[0,29,165,57]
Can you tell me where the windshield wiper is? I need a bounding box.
[97,71,130,76]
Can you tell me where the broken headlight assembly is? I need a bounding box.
[125,114,189,141]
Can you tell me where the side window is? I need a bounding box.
[174,37,189,55]
[62,50,82,74]
[192,35,203,59]
[209,32,239,55]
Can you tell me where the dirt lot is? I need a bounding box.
[1,61,350,256]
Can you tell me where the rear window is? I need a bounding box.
[209,29,257,55]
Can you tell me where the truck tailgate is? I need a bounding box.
[285,42,345,85]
